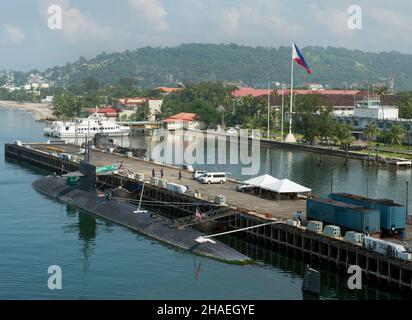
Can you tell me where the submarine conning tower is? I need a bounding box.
[78,161,96,192]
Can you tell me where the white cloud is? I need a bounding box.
[310,4,354,37]
[128,0,168,32]
[218,1,303,43]
[38,0,111,41]
[3,24,25,43]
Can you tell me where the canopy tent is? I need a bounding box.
[240,174,311,200]
[268,179,311,194]
[241,174,280,190]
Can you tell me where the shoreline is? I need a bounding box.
[0,100,55,121]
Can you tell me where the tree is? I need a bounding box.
[397,93,412,119]
[363,122,379,158]
[301,113,319,145]
[318,109,336,141]
[81,77,100,92]
[388,124,405,156]
[131,102,151,121]
[229,95,266,128]
[184,99,220,126]
[334,124,354,150]
[375,86,389,131]
[117,77,137,89]
[52,92,85,117]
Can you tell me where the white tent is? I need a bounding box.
[268,179,311,194]
[241,174,280,190]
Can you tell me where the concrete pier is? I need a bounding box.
[4,141,412,292]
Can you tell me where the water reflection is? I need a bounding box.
[121,131,412,206]
[63,207,96,273]
[222,234,408,300]
[193,257,202,281]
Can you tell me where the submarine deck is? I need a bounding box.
[32,176,251,264]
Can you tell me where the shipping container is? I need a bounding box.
[307,198,381,234]
[330,193,406,231]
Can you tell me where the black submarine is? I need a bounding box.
[32,161,251,264]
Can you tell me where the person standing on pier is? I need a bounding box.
[160,168,164,178]
[178,171,182,181]
[152,168,155,177]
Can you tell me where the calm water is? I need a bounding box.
[118,130,412,205]
[0,108,407,300]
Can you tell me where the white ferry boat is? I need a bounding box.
[44,113,130,138]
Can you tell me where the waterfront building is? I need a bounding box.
[113,97,163,121]
[162,112,204,130]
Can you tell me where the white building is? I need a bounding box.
[352,99,398,120]
[115,97,163,121]
[162,113,204,130]
[148,99,163,121]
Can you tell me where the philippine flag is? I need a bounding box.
[292,42,311,74]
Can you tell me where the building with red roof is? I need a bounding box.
[156,87,181,95]
[86,107,118,118]
[162,112,204,130]
[232,87,362,98]
[113,97,163,121]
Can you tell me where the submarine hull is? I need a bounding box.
[32,176,251,264]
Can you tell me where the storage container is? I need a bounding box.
[323,225,341,238]
[344,231,363,245]
[150,177,159,186]
[158,179,168,189]
[307,221,323,233]
[307,198,381,234]
[330,193,406,231]
[135,173,144,182]
[214,195,226,205]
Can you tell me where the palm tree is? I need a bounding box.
[375,86,390,135]
[388,124,406,157]
[245,116,262,130]
[334,124,354,150]
[363,122,378,159]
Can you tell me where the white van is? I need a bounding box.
[192,170,208,180]
[199,172,227,184]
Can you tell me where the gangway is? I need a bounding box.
[171,207,237,228]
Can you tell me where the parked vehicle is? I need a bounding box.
[181,164,194,172]
[199,172,227,184]
[193,170,208,180]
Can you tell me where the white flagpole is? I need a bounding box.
[267,82,270,139]
[289,43,294,135]
[285,42,296,143]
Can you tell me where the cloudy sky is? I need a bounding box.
[1,0,411,70]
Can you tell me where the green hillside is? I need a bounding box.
[25,44,412,91]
